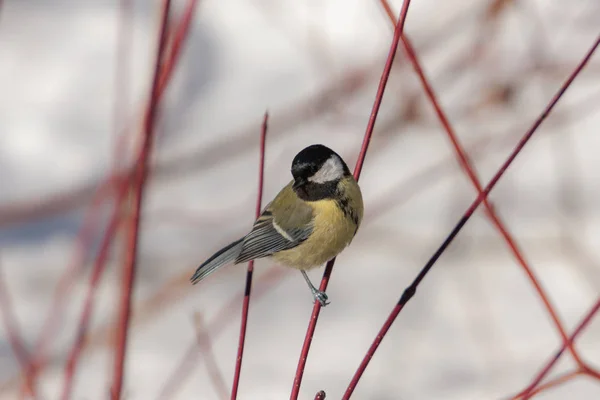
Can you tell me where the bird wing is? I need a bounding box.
[235,181,314,263]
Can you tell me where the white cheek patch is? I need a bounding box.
[308,156,344,184]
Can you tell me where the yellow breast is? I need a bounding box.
[272,194,362,270]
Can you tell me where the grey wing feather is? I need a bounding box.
[190,238,244,284]
[235,214,312,264]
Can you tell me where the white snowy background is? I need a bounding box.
[0,0,599,399]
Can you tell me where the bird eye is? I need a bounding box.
[292,162,318,179]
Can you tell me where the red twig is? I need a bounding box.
[231,112,269,399]
[111,0,133,172]
[517,296,600,400]
[342,32,600,399]
[157,0,198,96]
[512,369,582,400]
[59,185,129,400]
[26,182,114,395]
[157,268,289,399]
[381,0,591,375]
[290,1,413,398]
[110,1,171,398]
[193,313,230,400]
[0,263,34,396]
[314,390,326,400]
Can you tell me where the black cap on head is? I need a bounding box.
[290,144,351,200]
[291,144,350,179]
[291,144,351,189]
[292,144,332,173]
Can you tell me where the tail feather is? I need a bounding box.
[190,238,244,284]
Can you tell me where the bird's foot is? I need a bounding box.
[311,289,330,307]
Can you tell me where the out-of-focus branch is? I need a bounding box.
[155,267,289,399]
[27,182,117,395]
[193,313,229,400]
[0,263,34,397]
[231,112,269,399]
[21,1,199,395]
[111,1,173,398]
[0,63,370,229]
[59,187,130,400]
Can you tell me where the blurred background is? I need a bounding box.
[0,0,599,399]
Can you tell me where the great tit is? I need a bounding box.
[190,144,364,306]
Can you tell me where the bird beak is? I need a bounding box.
[293,177,307,190]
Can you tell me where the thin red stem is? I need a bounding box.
[342,33,600,399]
[157,0,198,96]
[342,305,402,399]
[511,369,581,400]
[0,264,34,396]
[381,0,589,373]
[290,1,413,399]
[231,112,269,399]
[111,1,171,398]
[26,181,115,393]
[517,297,600,400]
[351,0,411,182]
[193,313,230,400]
[59,183,130,400]
[111,0,133,172]
[156,268,288,399]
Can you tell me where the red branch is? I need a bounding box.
[193,313,230,400]
[111,0,133,172]
[26,183,114,396]
[231,112,269,399]
[517,296,600,399]
[0,264,33,396]
[515,369,582,400]
[380,0,596,377]
[110,1,172,398]
[156,268,289,399]
[290,0,413,398]
[59,185,129,400]
[342,33,600,398]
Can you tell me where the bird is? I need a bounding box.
[190,144,364,306]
